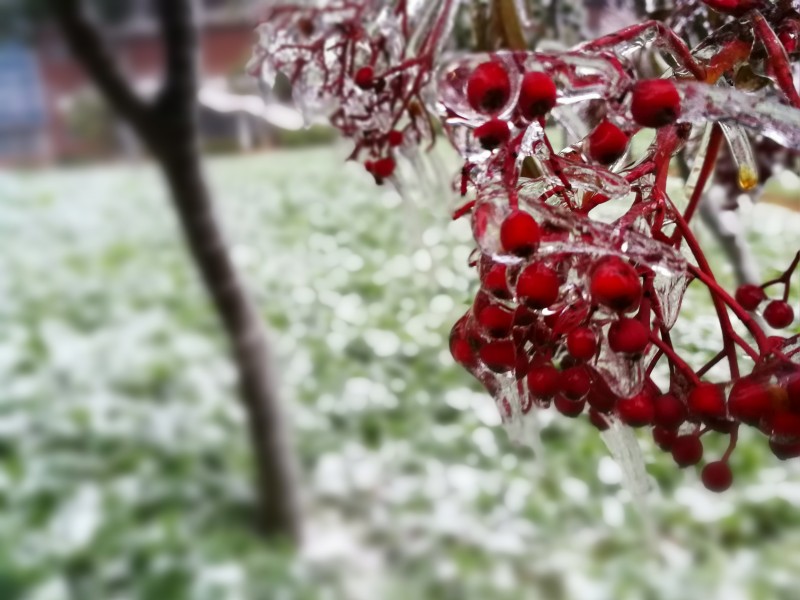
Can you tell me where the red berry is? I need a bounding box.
[566,327,597,361]
[587,120,629,164]
[770,411,800,441]
[727,378,770,425]
[387,130,404,147]
[607,318,650,355]
[734,284,766,311]
[617,391,654,427]
[703,0,762,17]
[653,393,687,429]
[372,157,396,179]
[589,407,610,430]
[769,438,800,460]
[467,61,511,114]
[516,263,560,309]
[701,461,733,493]
[354,66,375,89]
[590,257,642,312]
[653,426,677,451]
[787,371,800,409]
[500,210,541,256]
[482,263,511,299]
[559,366,591,400]
[555,394,586,418]
[630,79,681,128]
[671,435,703,467]
[474,118,510,150]
[763,300,794,329]
[517,72,557,120]
[449,318,477,369]
[479,340,516,373]
[476,305,514,338]
[527,363,560,398]
[688,383,726,419]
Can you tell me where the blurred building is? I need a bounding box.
[3,0,272,166]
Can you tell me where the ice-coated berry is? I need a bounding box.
[590,257,642,312]
[653,393,687,430]
[467,61,511,114]
[527,362,560,399]
[474,118,510,150]
[617,391,655,427]
[631,79,681,128]
[516,263,560,309]
[587,120,629,164]
[517,71,557,120]
[555,394,586,418]
[567,327,597,361]
[559,366,591,400]
[479,340,516,373]
[500,210,541,256]
[734,284,766,311]
[608,317,650,355]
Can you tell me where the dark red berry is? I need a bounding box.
[769,438,800,460]
[653,426,677,451]
[500,210,541,256]
[587,120,629,164]
[467,61,511,114]
[763,300,794,329]
[527,363,560,398]
[734,284,766,311]
[607,318,650,355]
[559,366,591,400]
[701,461,733,492]
[590,257,642,312]
[727,378,770,425]
[449,318,477,369]
[770,411,800,441]
[631,79,680,128]
[474,118,510,150]
[516,263,560,309]
[482,263,510,299]
[387,130,404,147]
[555,394,586,418]
[372,157,396,179]
[566,327,597,361]
[354,66,375,89]
[653,393,688,429]
[617,391,654,427]
[589,407,610,430]
[517,72,557,120]
[671,435,703,467]
[479,340,516,373]
[688,383,726,419]
[476,305,514,338]
[703,0,763,17]
[787,372,800,409]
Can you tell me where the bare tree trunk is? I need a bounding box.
[49,0,301,541]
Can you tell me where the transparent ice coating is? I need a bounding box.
[675,80,800,150]
[600,417,652,502]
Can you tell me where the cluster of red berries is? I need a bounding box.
[444,52,800,493]
[256,1,800,494]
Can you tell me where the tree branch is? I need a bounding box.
[48,0,148,130]
[154,0,200,112]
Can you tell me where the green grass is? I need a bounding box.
[0,149,799,600]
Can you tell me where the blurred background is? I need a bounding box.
[2,1,800,599]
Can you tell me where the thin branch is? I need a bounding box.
[154,0,200,111]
